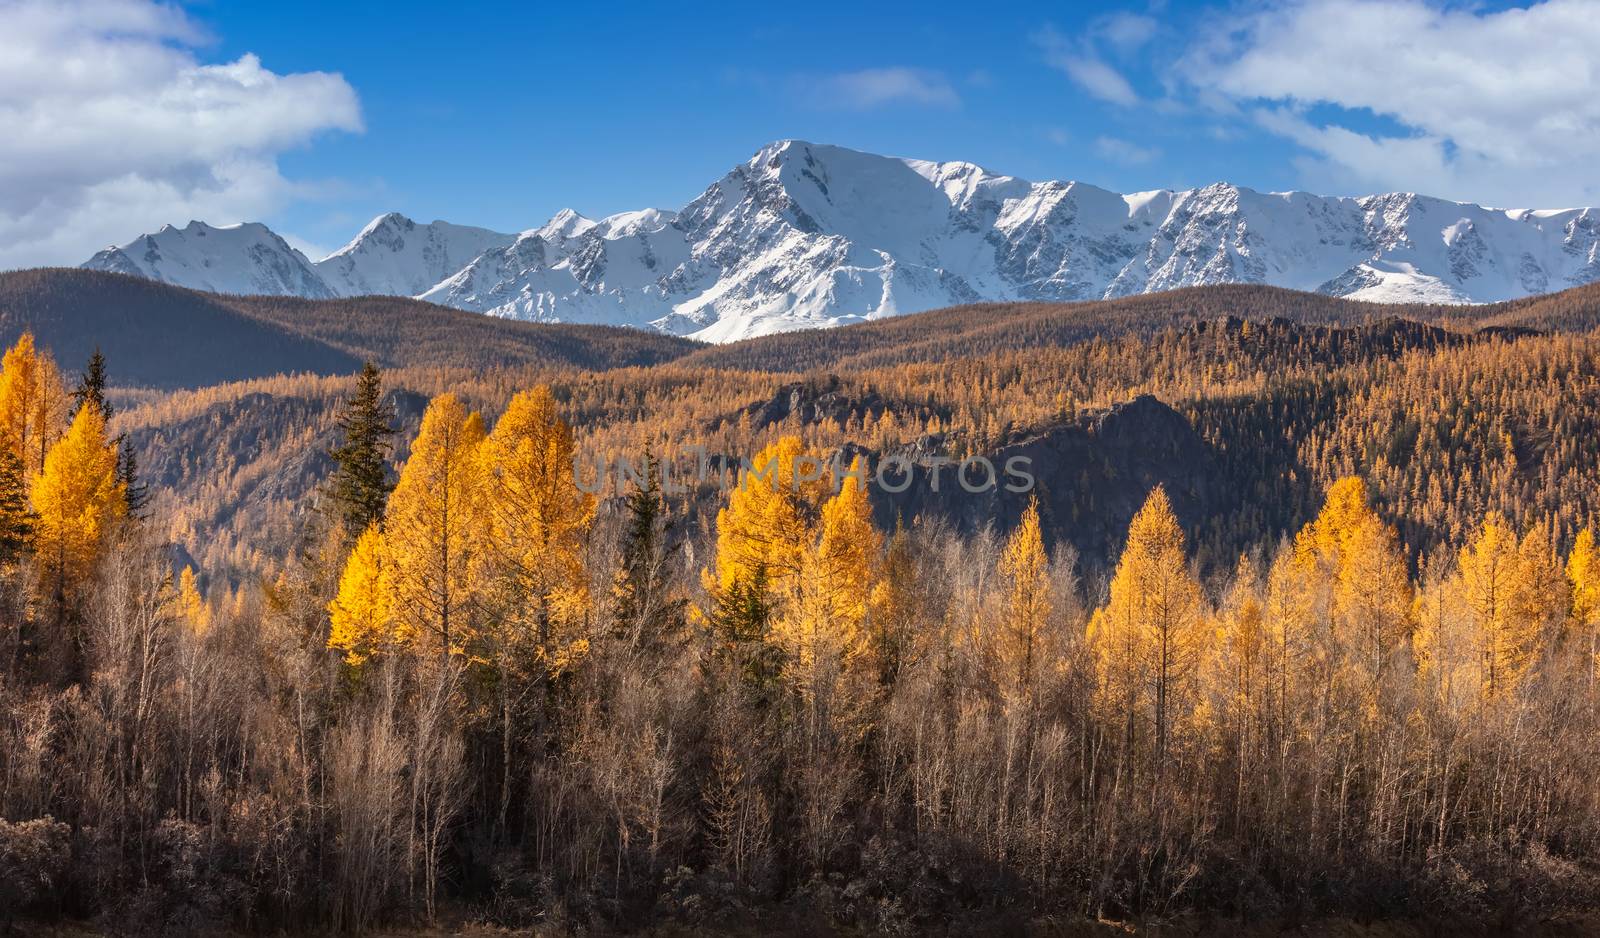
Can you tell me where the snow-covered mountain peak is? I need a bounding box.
[80,139,1600,341]
[84,220,331,298]
[313,214,516,298]
[596,208,677,238]
[535,209,597,242]
[333,211,418,252]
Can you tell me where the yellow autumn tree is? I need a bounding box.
[1413,553,1476,713]
[384,393,486,659]
[477,385,595,677]
[1508,518,1566,678]
[712,436,822,597]
[992,497,1053,706]
[178,566,212,637]
[780,455,881,673]
[1457,512,1541,700]
[1263,542,1316,740]
[0,332,68,478]
[1292,477,1412,696]
[31,403,125,607]
[814,457,880,637]
[1087,486,1207,763]
[708,439,878,688]
[1211,554,1267,758]
[1569,527,1600,696]
[327,523,396,666]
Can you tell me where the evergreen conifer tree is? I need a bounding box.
[71,349,148,518]
[70,348,109,420]
[0,446,31,564]
[613,446,684,649]
[327,361,397,537]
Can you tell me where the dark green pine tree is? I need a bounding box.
[71,348,111,420]
[73,348,148,518]
[708,567,782,694]
[0,446,32,565]
[117,445,149,519]
[327,361,397,537]
[612,446,685,650]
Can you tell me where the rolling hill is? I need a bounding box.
[679,281,1600,372]
[10,268,1600,390]
[0,268,701,387]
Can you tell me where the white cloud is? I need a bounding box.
[0,0,361,268]
[1179,0,1600,207]
[1095,12,1159,53]
[1057,56,1140,107]
[803,67,959,110]
[1094,136,1160,165]
[1037,19,1151,107]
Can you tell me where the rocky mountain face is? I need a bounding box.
[82,141,1600,342]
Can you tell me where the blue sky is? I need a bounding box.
[3,0,1598,266]
[197,0,1320,253]
[201,0,1284,251]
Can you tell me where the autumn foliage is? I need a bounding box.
[16,307,1600,933]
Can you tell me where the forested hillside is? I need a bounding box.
[104,292,1599,586]
[0,269,700,388]
[676,280,1600,373]
[8,281,1600,933]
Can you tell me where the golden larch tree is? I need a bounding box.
[1413,553,1476,713]
[0,332,68,478]
[1211,554,1267,753]
[710,438,874,687]
[1088,486,1207,764]
[815,457,880,635]
[178,566,212,637]
[1458,512,1540,700]
[327,523,397,666]
[1508,519,1566,677]
[789,455,882,670]
[1263,543,1317,742]
[712,436,822,597]
[993,497,1053,706]
[1293,478,1412,695]
[477,385,596,676]
[1568,527,1600,696]
[31,403,125,604]
[384,393,486,658]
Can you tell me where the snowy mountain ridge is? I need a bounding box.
[82,140,1600,342]
[316,213,517,298]
[84,221,336,300]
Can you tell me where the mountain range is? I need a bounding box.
[82,140,1600,342]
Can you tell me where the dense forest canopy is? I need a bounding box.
[5,277,1600,933]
